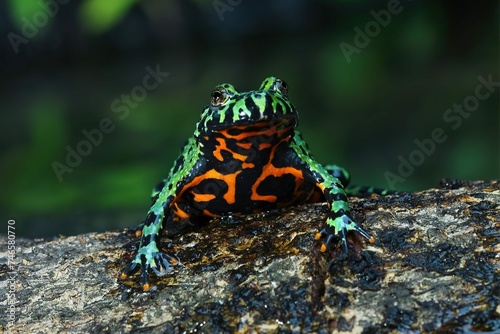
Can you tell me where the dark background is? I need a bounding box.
[1,0,498,238]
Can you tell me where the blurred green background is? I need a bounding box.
[1,0,498,238]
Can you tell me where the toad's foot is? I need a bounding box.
[121,244,180,291]
[315,213,374,255]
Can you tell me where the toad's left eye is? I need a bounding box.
[274,79,288,97]
[211,88,228,107]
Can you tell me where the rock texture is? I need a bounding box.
[1,180,499,333]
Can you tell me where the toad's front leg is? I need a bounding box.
[290,134,374,254]
[121,139,204,290]
[121,200,180,291]
[310,172,374,254]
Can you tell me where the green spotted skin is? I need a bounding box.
[122,77,395,290]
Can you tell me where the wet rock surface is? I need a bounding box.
[1,180,499,333]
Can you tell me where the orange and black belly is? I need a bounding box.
[172,119,320,219]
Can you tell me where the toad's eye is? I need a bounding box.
[275,79,288,97]
[211,88,228,107]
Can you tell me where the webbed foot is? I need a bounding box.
[315,214,374,255]
[121,243,179,291]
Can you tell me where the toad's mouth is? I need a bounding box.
[210,112,298,132]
